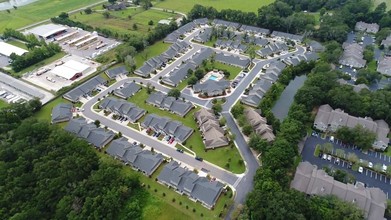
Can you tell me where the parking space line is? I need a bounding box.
[375,173,378,179]
[365,170,368,175]
[380,154,382,159]
[370,172,373,177]
[380,175,382,181]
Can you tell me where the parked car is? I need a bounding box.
[195,156,203,162]
[382,164,388,172]
[322,154,327,160]
[166,135,171,141]
[327,155,332,161]
[335,158,340,165]
[358,166,364,173]
[368,162,373,169]
[176,148,184,153]
[347,162,353,169]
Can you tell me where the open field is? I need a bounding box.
[135,41,171,68]
[0,0,103,33]
[128,88,245,173]
[154,0,275,13]
[73,8,177,37]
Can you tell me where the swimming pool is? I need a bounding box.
[209,75,218,81]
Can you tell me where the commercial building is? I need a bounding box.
[291,162,387,220]
[0,42,28,56]
[27,23,68,39]
[314,104,390,150]
[51,60,90,80]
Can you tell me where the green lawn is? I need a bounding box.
[0,0,103,32]
[10,52,66,77]
[73,8,177,38]
[99,153,233,220]
[212,62,242,80]
[34,95,72,122]
[129,88,245,173]
[6,40,28,50]
[135,41,171,68]
[154,0,274,13]
[0,99,8,109]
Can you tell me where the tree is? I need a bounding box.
[94,120,101,127]
[167,89,181,99]
[133,23,138,30]
[212,103,222,115]
[141,0,152,10]
[242,124,253,136]
[231,103,244,119]
[347,152,358,163]
[59,12,69,19]
[116,46,136,62]
[363,45,374,63]
[322,143,333,153]
[103,11,111,19]
[248,45,256,63]
[187,76,198,86]
[125,55,136,72]
[248,135,269,153]
[194,68,205,80]
[84,8,92,14]
[148,20,154,25]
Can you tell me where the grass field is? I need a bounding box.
[0,0,103,32]
[154,0,274,13]
[6,40,28,50]
[73,8,177,38]
[374,0,391,9]
[128,88,245,173]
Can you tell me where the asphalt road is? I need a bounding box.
[80,28,308,207]
[303,136,391,198]
[81,83,240,186]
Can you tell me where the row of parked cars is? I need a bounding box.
[320,153,388,174]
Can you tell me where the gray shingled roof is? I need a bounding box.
[162,63,195,86]
[271,31,304,42]
[141,114,193,143]
[99,97,146,123]
[114,82,141,99]
[106,137,164,176]
[193,79,230,97]
[63,76,107,102]
[65,117,114,148]
[105,66,128,79]
[51,103,73,124]
[157,161,224,209]
[215,52,250,68]
[146,91,193,117]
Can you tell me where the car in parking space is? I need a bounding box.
[322,154,327,160]
[169,137,175,144]
[176,148,184,153]
[335,158,340,165]
[166,135,171,141]
[133,141,138,145]
[195,156,203,162]
[155,132,161,137]
[347,162,353,169]
[368,162,373,169]
[327,155,332,161]
[382,164,388,172]
[358,166,363,173]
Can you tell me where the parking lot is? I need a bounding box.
[23,55,100,92]
[303,136,391,198]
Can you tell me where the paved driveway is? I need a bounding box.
[303,136,391,198]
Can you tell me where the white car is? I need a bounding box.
[368,162,373,168]
[358,167,363,173]
[327,155,332,161]
[382,164,388,172]
[322,154,327,160]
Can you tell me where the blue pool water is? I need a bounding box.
[209,75,218,81]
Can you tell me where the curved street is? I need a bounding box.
[80,40,305,205]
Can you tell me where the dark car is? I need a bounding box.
[195,156,203,162]
[347,162,353,169]
[176,148,184,153]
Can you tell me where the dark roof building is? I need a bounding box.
[193,28,212,43]
[63,76,107,102]
[99,97,146,123]
[105,66,128,79]
[239,25,270,35]
[65,117,115,148]
[291,162,387,220]
[215,52,250,68]
[146,91,193,117]
[194,108,229,149]
[141,114,194,143]
[51,103,73,124]
[157,161,224,209]
[106,137,164,176]
[193,79,230,97]
[271,31,304,42]
[114,82,141,99]
[162,63,195,87]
